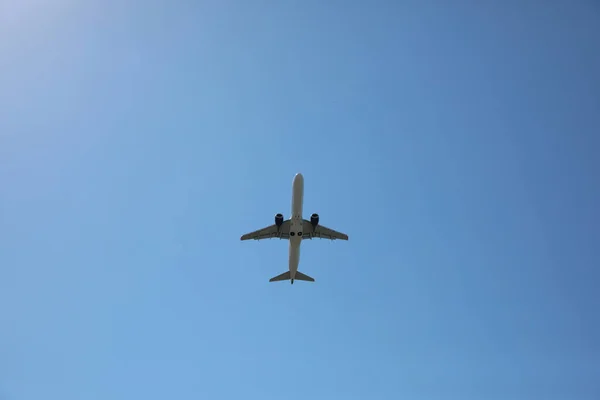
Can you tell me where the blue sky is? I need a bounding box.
[1,1,599,399]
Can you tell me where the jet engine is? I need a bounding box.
[275,213,284,227]
[310,213,319,227]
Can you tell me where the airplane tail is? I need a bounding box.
[269,271,315,283]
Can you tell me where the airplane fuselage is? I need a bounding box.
[288,173,304,283]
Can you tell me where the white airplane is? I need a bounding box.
[240,173,349,284]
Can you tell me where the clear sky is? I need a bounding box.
[1,1,599,399]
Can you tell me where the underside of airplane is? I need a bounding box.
[240,173,348,284]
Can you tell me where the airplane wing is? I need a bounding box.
[240,220,291,241]
[302,220,349,241]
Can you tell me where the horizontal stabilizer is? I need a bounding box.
[294,271,315,282]
[269,271,291,282]
[268,271,315,283]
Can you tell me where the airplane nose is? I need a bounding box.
[295,173,303,181]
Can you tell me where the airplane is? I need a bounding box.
[240,173,349,284]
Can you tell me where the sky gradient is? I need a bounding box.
[1,1,599,399]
